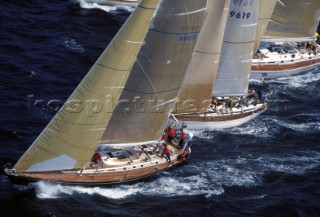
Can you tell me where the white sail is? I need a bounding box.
[213,0,259,97]
[263,0,320,42]
[13,0,207,172]
[174,0,231,114]
[254,0,277,51]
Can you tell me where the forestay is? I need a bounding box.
[263,0,320,42]
[175,0,231,114]
[213,0,259,97]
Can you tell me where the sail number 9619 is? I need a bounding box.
[230,11,251,19]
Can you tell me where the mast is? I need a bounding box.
[212,0,259,97]
[174,0,231,114]
[262,0,320,42]
[13,0,207,172]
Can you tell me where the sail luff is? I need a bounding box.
[212,0,259,97]
[14,0,160,172]
[263,0,320,41]
[253,0,277,52]
[174,0,231,114]
[99,0,208,145]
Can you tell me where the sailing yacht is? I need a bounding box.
[251,0,320,80]
[84,0,140,7]
[4,0,207,185]
[173,0,267,130]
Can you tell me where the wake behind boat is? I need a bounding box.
[4,0,207,185]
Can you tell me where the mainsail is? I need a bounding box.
[213,0,259,97]
[174,0,231,114]
[253,0,277,51]
[174,0,230,114]
[14,0,207,172]
[263,0,320,42]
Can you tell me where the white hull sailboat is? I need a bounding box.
[250,0,320,80]
[173,0,266,130]
[84,0,139,7]
[5,0,207,185]
[251,42,320,80]
[174,103,266,130]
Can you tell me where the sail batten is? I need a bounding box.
[263,0,320,41]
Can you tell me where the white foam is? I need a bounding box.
[30,150,320,199]
[77,0,135,13]
[273,71,320,88]
[62,38,85,53]
[191,116,275,139]
[272,118,320,133]
[33,171,224,199]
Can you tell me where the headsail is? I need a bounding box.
[14,0,207,172]
[174,0,231,114]
[253,0,277,52]
[213,0,259,97]
[263,0,320,42]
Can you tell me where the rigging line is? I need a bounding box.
[136,57,161,100]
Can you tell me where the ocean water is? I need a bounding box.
[1,1,320,216]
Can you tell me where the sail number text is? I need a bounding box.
[179,34,198,42]
[230,11,251,19]
[233,0,254,7]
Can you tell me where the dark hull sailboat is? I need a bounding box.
[5,144,189,185]
[5,0,206,185]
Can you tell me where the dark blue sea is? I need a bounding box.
[1,1,320,216]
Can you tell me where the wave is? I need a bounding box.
[12,150,320,200]
[250,70,320,87]
[76,0,135,13]
[61,37,85,53]
[15,150,320,200]
[32,173,224,199]
[190,116,277,139]
[269,117,320,133]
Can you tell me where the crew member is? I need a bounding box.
[161,144,171,164]
[178,128,186,149]
[91,152,103,167]
[166,126,175,144]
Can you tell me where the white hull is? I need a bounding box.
[250,42,320,80]
[84,0,139,6]
[250,60,320,80]
[174,104,266,130]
